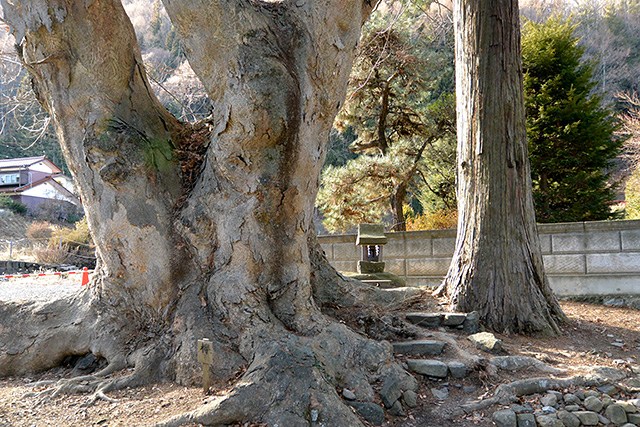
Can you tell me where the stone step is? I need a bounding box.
[392,340,446,356]
[406,359,468,379]
[406,311,479,333]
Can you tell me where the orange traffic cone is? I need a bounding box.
[81,267,89,286]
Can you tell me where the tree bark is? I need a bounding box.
[440,0,566,335]
[391,181,407,231]
[0,0,420,424]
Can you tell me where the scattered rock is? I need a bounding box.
[462,386,477,393]
[599,414,611,424]
[557,410,580,427]
[342,389,356,401]
[492,409,517,427]
[627,378,640,392]
[583,395,603,412]
[618,401,638,413]
[447,361,467,379]
[348,402,385,426]
[606,404,628,425]
[574,411,601,426]
[542,406,557,413]
[388,400,406,417]
[548,390,563,401]
[430,387,449,400]
[628,413,640,424]
[574,390,585,400]
[468,332,503,354]
[564,393,581,405]
[517,413,536,427]
[407,359,448,378]
[535,414,563,427]
[402,390,418,408]
[379,378,403,408]
[541,393,558,407]
[510,404,533,413]
[565,405,580,412]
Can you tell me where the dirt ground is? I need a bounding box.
[0,299,639,427]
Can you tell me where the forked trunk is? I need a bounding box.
[441,0,566,335]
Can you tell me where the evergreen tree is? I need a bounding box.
[523,15,624,223]
[316,3,456,233]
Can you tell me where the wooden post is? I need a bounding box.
[197,338,214,394]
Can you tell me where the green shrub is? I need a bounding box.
[0,195,27,215]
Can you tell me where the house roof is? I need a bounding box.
[0,156,62,173]
[0,175,80,204]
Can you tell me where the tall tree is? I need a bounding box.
[436,0,566,335]
[0,1,419,425]
[317,3,456,233]
[523,16,624,223]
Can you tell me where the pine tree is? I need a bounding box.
[523,15,624,223]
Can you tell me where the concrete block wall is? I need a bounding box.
[318,219,640,296]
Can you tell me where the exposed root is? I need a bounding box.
[23,370,139,405]
[489,356,568,375]
[84,389,119,406]
[429,331,483,367]
[460,373,616,413]
[156,323,417,427]
[21,355,154,407]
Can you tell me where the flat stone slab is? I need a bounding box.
[392,340,445,356]
[407,359,448,378]
[443,313,467,326]
[405,312,443,328]
[447,361,467,378]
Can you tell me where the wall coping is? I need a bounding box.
[318,219,640,242]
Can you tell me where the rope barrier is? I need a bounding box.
[0,267,92,285]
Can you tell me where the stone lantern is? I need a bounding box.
[356,223,387,274]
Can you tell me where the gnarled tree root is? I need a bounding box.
[460,372,619,413]
[156,324,417,427]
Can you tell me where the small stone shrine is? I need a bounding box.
[356,223,388,274]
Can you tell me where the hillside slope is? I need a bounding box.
[0,211,33,240]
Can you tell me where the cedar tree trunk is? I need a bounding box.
[0,1,419,425]
[439,0,566,335]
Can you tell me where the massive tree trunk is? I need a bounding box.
[0,1,419,425]
[439,0,566,335]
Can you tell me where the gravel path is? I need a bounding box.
[0,276,83,302]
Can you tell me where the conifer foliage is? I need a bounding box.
[523,16,624,223]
